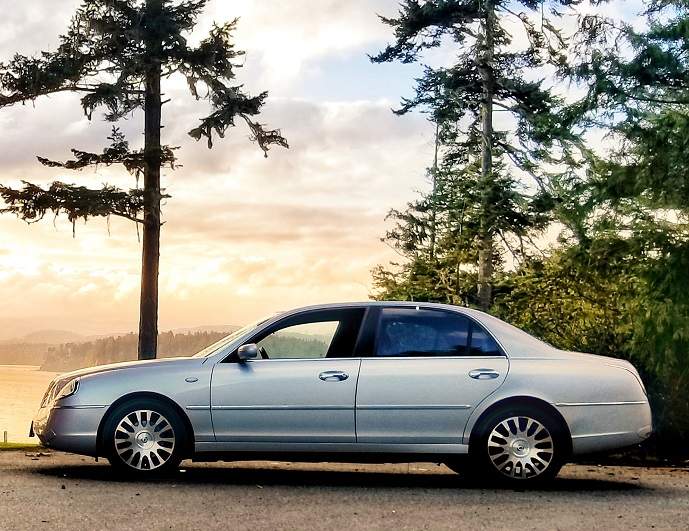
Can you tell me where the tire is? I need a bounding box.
[469,405,566,485]
[103,399,186,476]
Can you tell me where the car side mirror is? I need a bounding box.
[237,343,259,361]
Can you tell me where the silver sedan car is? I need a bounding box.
[31,302,652,484]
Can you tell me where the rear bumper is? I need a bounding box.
[571,426,652,454]
[557,401,653,455]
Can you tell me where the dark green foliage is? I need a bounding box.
[35,128,177,177]
[572,1,689,120]
[494,234,689,460]
[0,129,173,229]
[595,109,689,211]
[374,0,579,65]
[372,0,583,308]
[493,243,638,359]
[563,1,689,458]
[0,181,147,228]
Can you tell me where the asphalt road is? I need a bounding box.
[1,450,688,530]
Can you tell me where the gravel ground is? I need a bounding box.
[1,450,688,530]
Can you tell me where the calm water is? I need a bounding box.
[0,365,57,443]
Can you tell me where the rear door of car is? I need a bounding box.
[356,306,508,444]
[210,308,366,443]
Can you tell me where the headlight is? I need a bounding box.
[55,378,79,400]
[40,377,82,407]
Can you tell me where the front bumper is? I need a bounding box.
[32,405,105,456]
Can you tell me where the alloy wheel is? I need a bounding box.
[486,415,554,479]
[113,409,176,471]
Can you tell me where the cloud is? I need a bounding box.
[0,1,437,335]
[3,0,639,336]
[197,0,402,92]
[0,1,79,56]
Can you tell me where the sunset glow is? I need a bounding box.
[0,1,434,339]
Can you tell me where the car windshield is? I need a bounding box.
[192,314,277,358]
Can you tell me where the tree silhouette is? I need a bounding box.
[0,0,288,359]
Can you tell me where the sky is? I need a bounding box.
[0,0,644,340]
[0,0,442,338]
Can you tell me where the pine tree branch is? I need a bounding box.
[0,181,153,229]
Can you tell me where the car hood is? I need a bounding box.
[54,357,195,381]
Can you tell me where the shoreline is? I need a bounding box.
[0,365,56,444]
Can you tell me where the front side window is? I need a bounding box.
[375,308,502,357]
[257,321,339,359]
[246,308,366,360]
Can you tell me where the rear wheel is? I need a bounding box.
[469,405,566,485]
[103,399,186,476]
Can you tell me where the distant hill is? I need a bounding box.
[40,329,238,372]
[0,330,89,365]
[0,343,51,366]
[0,325,239,368]
[0,326,239,345]
[168,325,239,335]
[18,330,88,345]
[0,317,137,342]
[0,329,125,346]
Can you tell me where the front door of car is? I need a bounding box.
[356,307,509,444]
[210,308,365,443]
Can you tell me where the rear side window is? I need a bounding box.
[375,308,502,357]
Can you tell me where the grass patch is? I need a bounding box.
[0,442,42,451]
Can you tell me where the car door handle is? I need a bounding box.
[319,371,349,382]
[468,368,500,380]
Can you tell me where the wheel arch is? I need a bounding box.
[467,396,573,457]
[97,392,195,457]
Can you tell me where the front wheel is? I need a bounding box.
[103,399,186,476]
[469,406,566,485]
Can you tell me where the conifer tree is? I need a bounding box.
[371,0,580,309]
[0,0,287,359]
[573,0,689,212]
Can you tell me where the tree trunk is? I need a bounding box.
[429,121,440,262]
[477,5,496,311]
[138,61,162,360]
